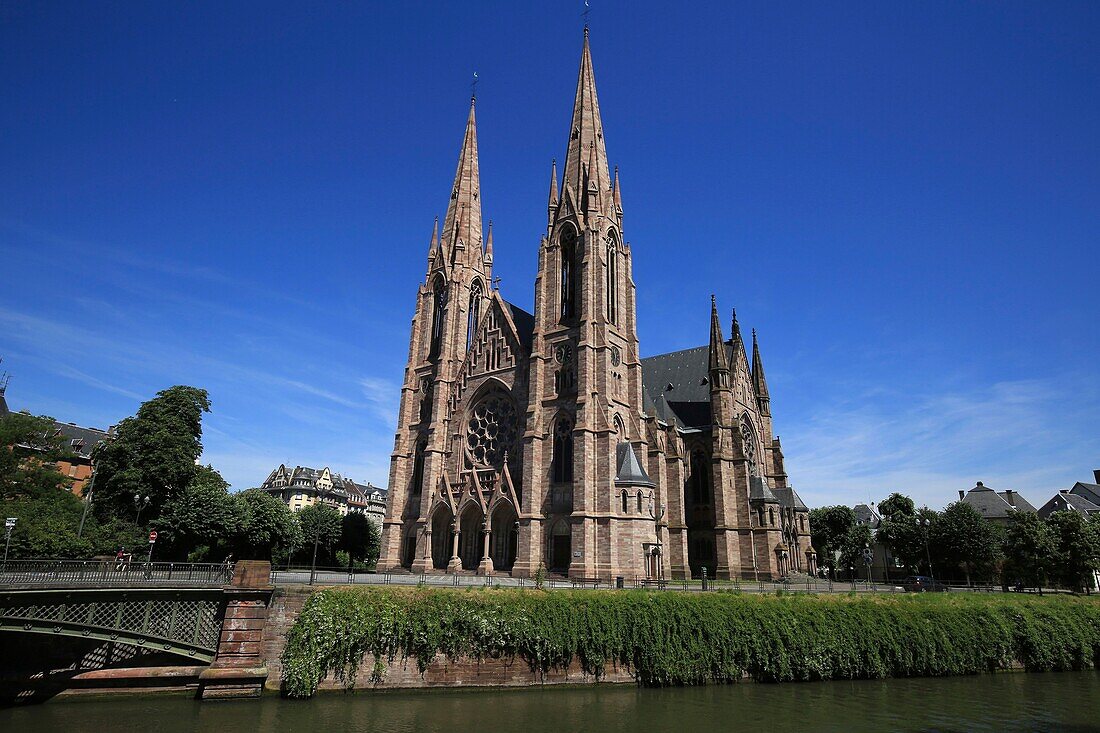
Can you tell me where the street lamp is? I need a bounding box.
[134,494,150,526]
[915,516,935,584]
[77,470,96,539]
[3,517,16,569]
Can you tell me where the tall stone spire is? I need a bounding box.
[484,220,494,266]
[751,329,771,414]
[561,30,611,215]
[441,97,483,266]
[708,296,730,375]
[547,159,559,228]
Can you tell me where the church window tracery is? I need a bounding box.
[560,226,577,322]
[429,278,447,361]
[465,393,519,469]
[605,231,618,325]
[552,415,574,483]
[689,449,711,504]
[467,280,483,351]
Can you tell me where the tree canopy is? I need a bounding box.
[92,386,210,521]
[808,505,855,573]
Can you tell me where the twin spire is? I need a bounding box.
[433,97,484,269]
[708,297,771,406]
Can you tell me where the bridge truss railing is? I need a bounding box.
[0,559,234,589]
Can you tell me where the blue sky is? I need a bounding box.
[2,2,1097,509]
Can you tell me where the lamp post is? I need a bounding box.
[3,517,16,570]
[309,528,320,586]
[916,516,935,584]
[77,470,96,539]
[134,494,150,526]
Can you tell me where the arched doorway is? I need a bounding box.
[430,507,453,570]
[401,525,418,568]
[458,504,483,571]
[490,502,518,572]
[549,520,571,573]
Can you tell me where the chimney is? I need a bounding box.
[1004,489,1015,506]
[958,490,965,500]
[1093,469,1100,484]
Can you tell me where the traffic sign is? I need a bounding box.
[148,530,158,543]
[4,517,15,530]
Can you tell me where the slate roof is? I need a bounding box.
[749,475,778,503]
[853,503,881,528]
[1070,482,1100,506]
[615,442,655,487]
[51,422,112,459]
[773,485,808,511]
[639,342,739,429]
[1038,490,1100,518]
[960,482,1035,520]
[503,300,535,352]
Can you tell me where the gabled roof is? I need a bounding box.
[51,421,112,459]
[615,442,655,488]
[853,503,881,528]
[1070,482,1100,506]
[773,485,808,511]
[1038,490,1100,518]
[640,342,735,429]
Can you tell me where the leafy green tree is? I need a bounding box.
[233,489,302,561]
[92,386,211,522]
[878,503,938,575]
[931,501,1001,584]
[156,465,243,561]
[297,503,343,565]
[0,411,74,499]
[1046,510,1100,593]
[339,513,381,568]
[1003,511,1057,593]
[809,505,855,575]
[839,523,874,576]
[877,492,915,520]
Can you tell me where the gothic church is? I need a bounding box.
[378,31,813,580]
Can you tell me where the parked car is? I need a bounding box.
[901,575,948,592]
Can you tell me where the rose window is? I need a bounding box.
[466,394,519,467]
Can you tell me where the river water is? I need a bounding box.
[3,672,1098,732]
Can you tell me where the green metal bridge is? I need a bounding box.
[0,561,232,663]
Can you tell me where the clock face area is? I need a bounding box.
[610,345,621,367]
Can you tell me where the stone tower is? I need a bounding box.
[378,98,494,572]
[511,29,654,579]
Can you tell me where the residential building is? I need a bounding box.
[258,464,387,524]
[957,481,1036,527]
[1036,471,1100,519]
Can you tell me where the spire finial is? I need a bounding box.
[471,71,478,102]
[583,0,591,33]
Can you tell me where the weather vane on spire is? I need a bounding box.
[583,0,591,31]
[471,71,479,100]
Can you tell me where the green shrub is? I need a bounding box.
[280,588,1100,698]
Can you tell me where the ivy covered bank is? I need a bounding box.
[281,587,1100,698]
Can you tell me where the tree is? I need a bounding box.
[1046,510,1100,593]
[838,523,874,576]
[233,489,301,561]
[809,505,855,575]
[156,465,243,561]
[878,500,938,575]
[92,386,211,522]
[297,504,343,566]
[0,411,74,500]
[1003,511,1057,593]
[339,513,381,568]
[930,501,1001,585]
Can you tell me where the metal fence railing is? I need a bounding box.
[0,559,234,588]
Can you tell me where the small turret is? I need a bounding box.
[612,165,622,216]
[484,220,494,266]
[751,328,771,415]
[708,296,730,387]
[547,159,559,229]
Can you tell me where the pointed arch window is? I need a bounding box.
[559,227,577,322]
[467,280,483,351]
[551,415,574,483]
[411,440,427,496]
[636,490,644,514]
[689,449,711,505]
[429,278,447,361]
[605,231,618,325]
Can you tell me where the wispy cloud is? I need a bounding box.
[784,374,1100,510]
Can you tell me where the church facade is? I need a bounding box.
[377,31,813,580]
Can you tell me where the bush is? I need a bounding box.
[280,588,1100,698]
